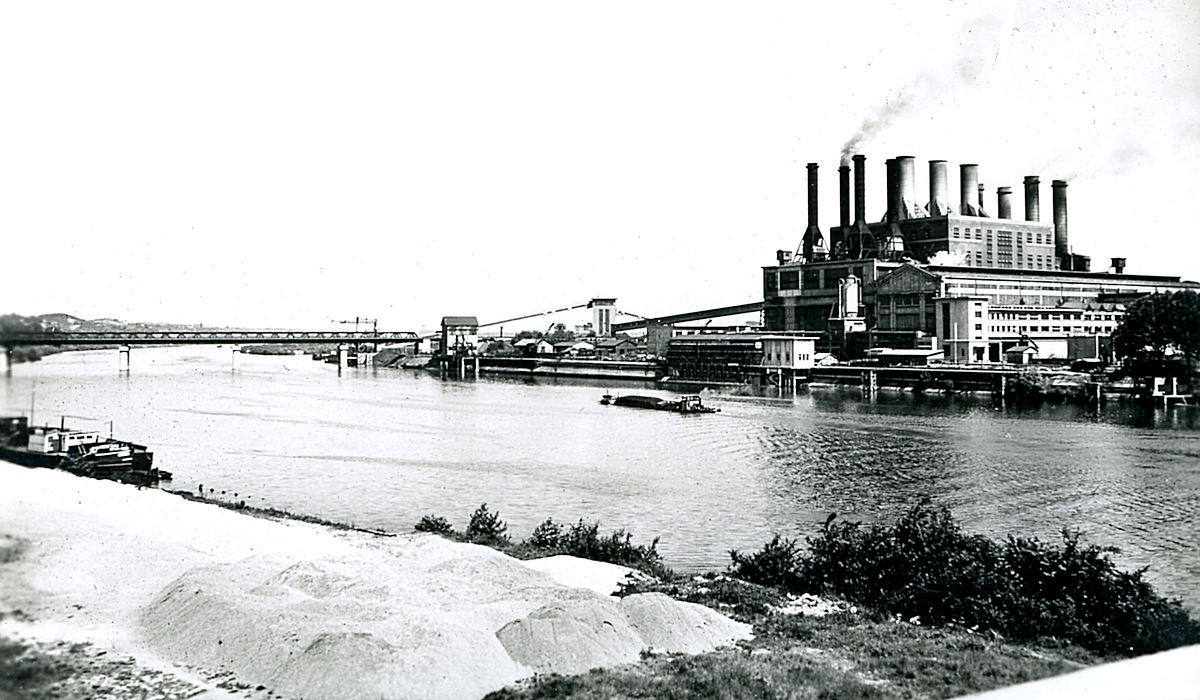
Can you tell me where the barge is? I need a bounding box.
[600,394,719,414]
[0,416,169,484]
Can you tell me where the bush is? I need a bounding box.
[466,503,509,545]
[526,518,564,549]
[728,501,1200,656]
[520,518,668,578]
[414,514,453,535]
[729,535,803,590]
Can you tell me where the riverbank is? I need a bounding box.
[0,463,750,698]
[7,465,1198,698]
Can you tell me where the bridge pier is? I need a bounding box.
[118,345,131,373]
[1,346,11,376]
[337,344,350,370]
[231,347,242,371]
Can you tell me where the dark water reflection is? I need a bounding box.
[3,347,1197,611]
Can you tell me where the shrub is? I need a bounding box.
[525,518,564,549]
[728,501,1200,656]
[414,514,453,535]
[729,535,803,590]
[1006,369,1049,403]
[465,503,509,545]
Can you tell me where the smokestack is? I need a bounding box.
[898,155,917,219]
[978,183,987,216]
[960,164,979,216]
[802,163,825,261]
[996,186,1012,219]
[1023,176,1040,222]
[837,164,850,254]
[1053,179,1069,263]
[885,158,898,223]
[852,155,867,226]
[928,160,951,216]
[1110,257,1126,274]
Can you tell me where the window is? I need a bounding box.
[974,310,982,318]
[779,270,799,290]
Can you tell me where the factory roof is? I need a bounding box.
[440,316,479,327]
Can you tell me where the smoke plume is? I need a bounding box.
[839,10,1010,165]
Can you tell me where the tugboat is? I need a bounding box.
[0,416,170,484]
[601,394,719,414]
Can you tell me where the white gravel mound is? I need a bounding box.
[497,592,752,675]
[1,464,753,699]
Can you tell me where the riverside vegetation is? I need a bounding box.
[416,501,1200,699]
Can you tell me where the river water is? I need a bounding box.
[3,346,1198,610]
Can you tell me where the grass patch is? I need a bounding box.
[486,612,1097,700]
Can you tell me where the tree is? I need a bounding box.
[1112,291,1200,374]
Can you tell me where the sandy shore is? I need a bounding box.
[0,463,750,699]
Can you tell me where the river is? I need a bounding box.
[3,346,1198,610]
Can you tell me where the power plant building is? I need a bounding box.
[765,154,1200,362]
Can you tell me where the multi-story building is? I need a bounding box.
[763,153,1200,362]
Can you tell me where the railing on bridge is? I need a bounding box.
[0,331,421,347]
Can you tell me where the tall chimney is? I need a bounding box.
[898,155,917,219]
[996,186,1012,219]
[851,154,869,258]
[885,158,899,223]
[837,164,851,254]
[978,183,987,216]
[1052,179,1069,263]
[928,160,951,216]
[960,164,979,216]
[1023,176,1040,222]
[852,155,867,226]
[802,163,825,261]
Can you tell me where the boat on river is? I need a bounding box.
[0,416,170,484]
[600,394,719,414]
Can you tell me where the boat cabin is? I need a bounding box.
[27,427,104,454]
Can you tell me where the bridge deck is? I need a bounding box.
[2,331,420,347]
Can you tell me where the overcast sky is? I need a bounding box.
[3,0,1198,330]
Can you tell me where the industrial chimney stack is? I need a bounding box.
[1052,179,1069,265]
[960,164,980,216]
[1023,176,1040,222]
[885,158,899,223]
[898,156,918,219]
[996,187,1012,219]
[977,183,989,217]
[852,155,867,224]
[802,163,826,261]
[928,160,951,216]
[837,164,851,255]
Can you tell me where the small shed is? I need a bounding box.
[1005,344,1038,365]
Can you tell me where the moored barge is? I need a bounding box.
[0,416,169,484]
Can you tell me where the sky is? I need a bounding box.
[2,0,1198,331]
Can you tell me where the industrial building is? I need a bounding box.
[764,154,1200,362]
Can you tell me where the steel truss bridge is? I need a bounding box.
[1,330,421,347]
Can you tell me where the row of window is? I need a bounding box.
[952,227,1053,246]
